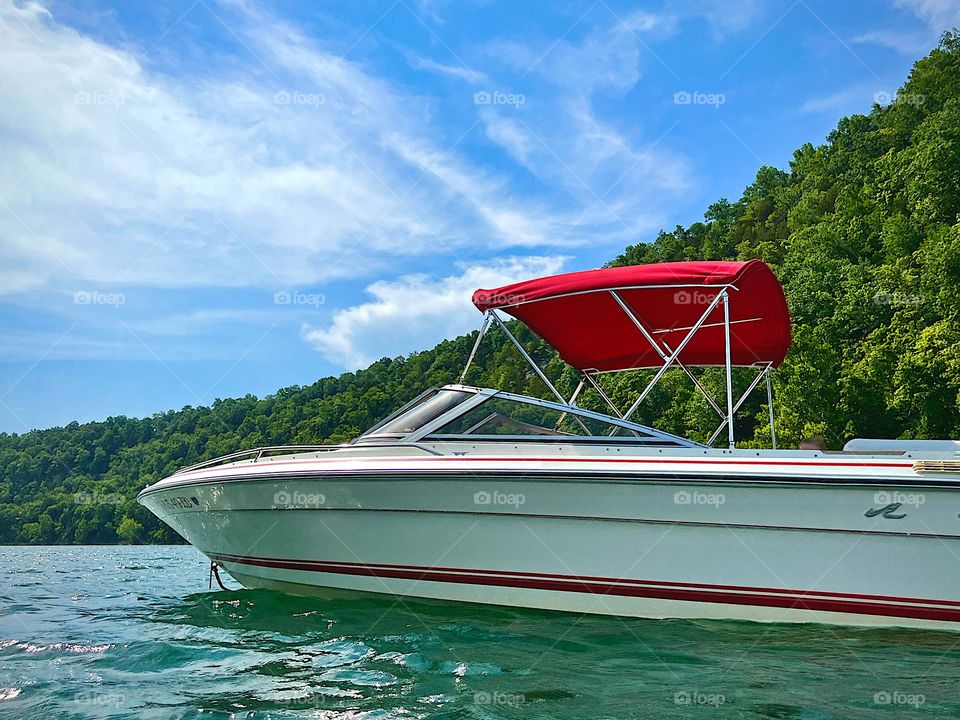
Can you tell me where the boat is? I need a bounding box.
[138,259,960,630]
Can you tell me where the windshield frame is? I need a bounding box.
[357,387,489,441]
[358,387,441,438]
[356,384,702,448]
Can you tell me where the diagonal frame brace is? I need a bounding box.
[610,291,726,419]
[706,362,773,446]
[619,289,728,423]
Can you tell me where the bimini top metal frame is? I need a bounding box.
[462,262,790,449]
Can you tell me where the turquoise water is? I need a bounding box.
[2,546,959,719]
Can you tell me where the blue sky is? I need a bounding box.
[0,0,955,433]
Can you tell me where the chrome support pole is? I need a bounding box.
[459,312,490,383]
[584,373,624,417]
[669,353,724,418]
[555,379,585,430]
[584,373,643,438]
[723,290,735,449]
[765,366,777,449]
[707,364,768,446]
[610,291,663,353]
[489,312,565,404]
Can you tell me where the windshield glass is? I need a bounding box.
[365,389,472,437]
[431,395,632,437]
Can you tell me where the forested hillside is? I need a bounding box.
[3,33,960,545]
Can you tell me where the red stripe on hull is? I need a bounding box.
[179,456,912,479]
[212,553,960,623]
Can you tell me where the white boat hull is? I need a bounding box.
[139,451,960,630]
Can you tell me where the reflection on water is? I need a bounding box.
[2,545,960,719]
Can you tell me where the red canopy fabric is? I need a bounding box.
[472,259,792,372]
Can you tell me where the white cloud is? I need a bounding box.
[407,54,488,84]
[894,0,960,29]
[681,0,764,38]
[389,134,574,248]
[853,29,933,55]
[478,10,690,242]
[483,115,534,165]
[302,256,567,369]
[0,0,578,300]
[129,309,279,337]
[530,9,667,94]
[856,0,960,55]
[799,85,882,115]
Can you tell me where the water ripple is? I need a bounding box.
[4,545,960,719]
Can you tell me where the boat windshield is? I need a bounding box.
[362,389,473,438]
[433,396,620,437]
[357,386,698,447]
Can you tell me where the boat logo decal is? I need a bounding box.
[865,503,907,519]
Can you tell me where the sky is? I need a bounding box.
[0,0,956,433]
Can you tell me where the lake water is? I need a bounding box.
[2,545,959,719]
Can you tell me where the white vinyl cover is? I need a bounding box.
[844,438,960,454]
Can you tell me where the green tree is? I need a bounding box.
[116,516,143,544]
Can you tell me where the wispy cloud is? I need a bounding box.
[302,256,567,369]
[477,7,690,242]
[680,0,765,39]
[799,84,883,114]
[853,29,934,55]
[407,53,488,84]
[894,0,960,29]
[0,0,581,302]
[856,0,960,54]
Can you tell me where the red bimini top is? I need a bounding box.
[472,259,792,372]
